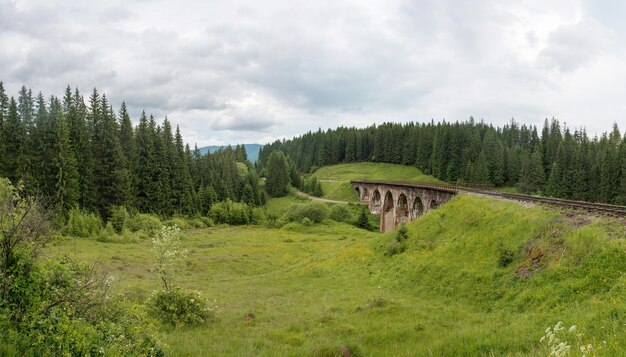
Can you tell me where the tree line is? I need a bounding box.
[258,118,626,205]
[0,82,264,221]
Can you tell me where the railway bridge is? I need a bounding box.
[351,181,457,232]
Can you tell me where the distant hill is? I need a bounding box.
[198,143,263,162]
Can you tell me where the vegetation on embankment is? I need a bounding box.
[40,192,626,356]
[376,194,626,355]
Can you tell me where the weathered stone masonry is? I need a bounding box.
[351,181,456,233]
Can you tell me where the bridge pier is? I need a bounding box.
[352,181,456,233]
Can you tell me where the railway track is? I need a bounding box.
[350,180,626,217]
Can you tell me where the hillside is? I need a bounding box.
[199,144,262,162]
[44,192,626,355]
[310,162,441,202]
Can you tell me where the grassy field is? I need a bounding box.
[312,162,441,183]
[311,162,441,202]
[45,193,626,356]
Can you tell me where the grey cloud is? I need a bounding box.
[100,7,133,23]
[538,19,613,72]
[210,115,277,131]
[0,0,624,145]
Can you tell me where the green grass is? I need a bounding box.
[319,181,359,202]
[311,162,441,202]
[265,194,310,216]
[313,162,441,183]
[45,194,626,356]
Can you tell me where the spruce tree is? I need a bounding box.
[51,98,79,213]
[615,135,626,205]
[3,98,26,183]
[91,93,129,218]
[527,150,545,194]
[357,206,372,230]
[0,82,8,177]
[265,151,290,197]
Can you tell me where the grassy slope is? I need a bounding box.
[312,162,441,202]
[45,193,626,355]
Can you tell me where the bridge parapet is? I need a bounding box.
[351,180,456,232]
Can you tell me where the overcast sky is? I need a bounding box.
[1,0,625,146]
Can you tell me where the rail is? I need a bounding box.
[350,180,626,216]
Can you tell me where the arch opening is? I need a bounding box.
[430,199,438,210]
[354,187,360,200]
[412,197,424,220]
[382,191,395,232]
[362,187,370,201]
[396,193,409,226]
[370,189,382,213]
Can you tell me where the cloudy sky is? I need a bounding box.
[1,0,625,146]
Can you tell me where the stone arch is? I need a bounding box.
[362,187,370,201]
[429,199,438,210]
[411,197,424,220]
[354,186,361,200]
[396,193,409,226]
[382,191,395,232]
[370,189,381,213]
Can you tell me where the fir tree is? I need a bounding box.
[265,151,290,197]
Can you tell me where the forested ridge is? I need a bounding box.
[0,82,264,221]
[259,118,626,205]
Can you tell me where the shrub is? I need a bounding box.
[188,218,206,229]
[385,241,406,256]
[329,205,353,223]
[301,217,313,226]
[148,288,216,327]
[395,224,409,242]
[164,217,190,230]
[284,202,328,224]
[66,207,102,237]
[109,206,129,234]
[497,242,515,267]
[209,200,250,225]
[152,225,185,290]
[127,213,163,237]
[251,208,267,225]
[200,217,214,227]
[356,207,373,230]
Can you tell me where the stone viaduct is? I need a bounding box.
[351,181,457,233]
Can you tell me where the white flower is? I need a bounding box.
[568,325,576,333]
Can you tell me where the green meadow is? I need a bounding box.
[45,190,626,356]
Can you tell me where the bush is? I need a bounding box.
[329,205,353,223]
[251,208,267,225]
[395,224,409,242]
[284,202,328,224]
[385,241,406,256]
[356,207,373,230]
[209,200,250,225]
[1,257,163,356]
[127,213,163,237]
[164,217,190,230]
[301,217,313,226]
[109,206,129,234]
[148,288,216,327]
[200,217,214,227]
[66,207,102,237]
[498,242,515,267]
[188,218,206,229]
